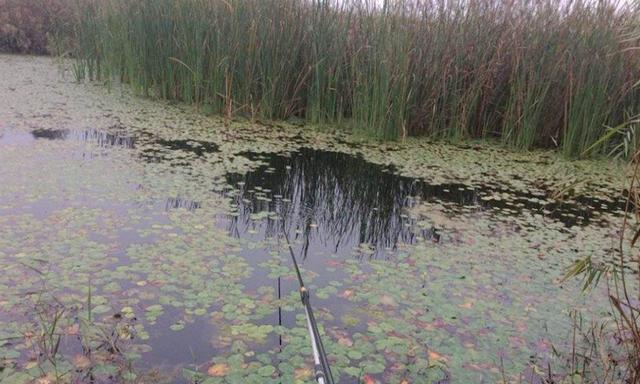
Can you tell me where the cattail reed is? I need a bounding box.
[72,0,640,157]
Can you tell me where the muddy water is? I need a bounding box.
[0,55,630,384]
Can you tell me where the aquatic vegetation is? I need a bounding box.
[562,154,640,382]
[0,280,150,384]
[560,35,640,383]
[0,55,634,383]
[70,0,640,157]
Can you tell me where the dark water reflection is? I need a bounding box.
[164,197,201,211]
[223,148,626,258]
[31,128,135,148]
[225,149,439,259]
[4,127,626,261]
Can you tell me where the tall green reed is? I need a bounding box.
[72,0,640,157]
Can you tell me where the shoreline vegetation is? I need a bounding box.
[2,0,639,157]
[67,0,639,158]
[0,55,633,383]
[0,0,73,55]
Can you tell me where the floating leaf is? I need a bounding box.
[208,363,230,377]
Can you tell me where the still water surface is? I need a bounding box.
[0,119,626,382]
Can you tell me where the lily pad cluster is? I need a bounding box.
[0,54,632,383]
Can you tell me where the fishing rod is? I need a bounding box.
[281,224,334,384]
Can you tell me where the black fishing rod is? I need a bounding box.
[281,224,334,384]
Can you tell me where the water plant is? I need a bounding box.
[0,284,143,384]
[562,153,640,382]
[70,0,640,157]
[563,33,640,382]
[1,54,634,382]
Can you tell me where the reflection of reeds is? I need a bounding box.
[225,150,434,258]
[72,0,640,156]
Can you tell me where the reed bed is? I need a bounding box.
[72,0,640,157]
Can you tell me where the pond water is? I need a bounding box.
[0,55,631,384]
